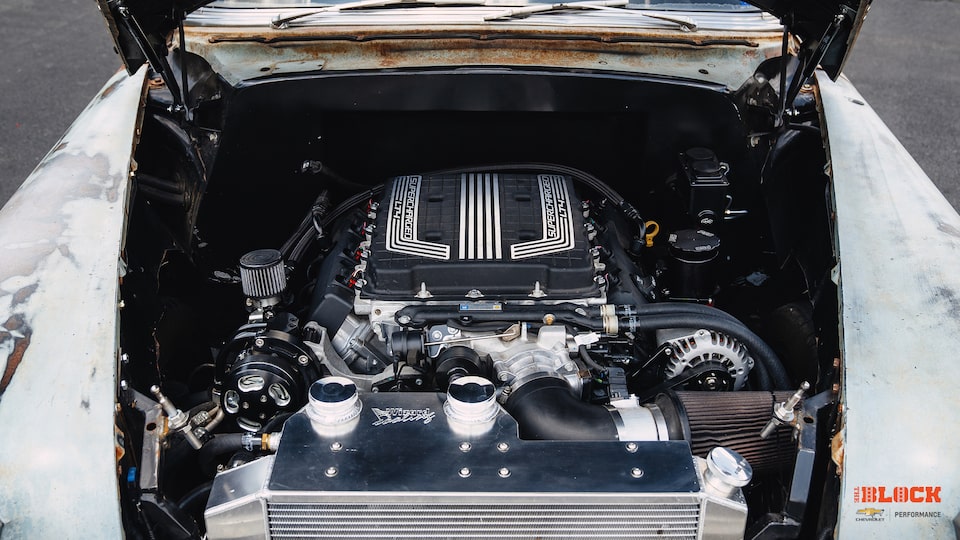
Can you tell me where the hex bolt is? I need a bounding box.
[254,338,265,348]
[325,467,338,478]
[298,355,310,366]
[459,467,471,478]
[497,442,510,453]
[459,442,472,453]
[397,315,412,325]
[498,468,511,478]
[625,442,638,453]
[630,468,644,478]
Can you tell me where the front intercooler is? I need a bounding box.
[205,391,749,540]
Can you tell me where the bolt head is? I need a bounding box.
[330,442,343,452]
[498,468,511,478]
[254,338,265,348]
[459,467,471,478]
[459,442,472,453]
[298,355,310,366]
[625,442,638,453]
[630,468,644,478]
[325,467,338,477]
[497,442,510,453]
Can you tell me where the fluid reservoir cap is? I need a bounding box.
[684,147,716,162]
[448,378,496,404]
[444,376,498,425]
[705,447,753,495]
[307,377,361,427]
[667,229,721,263]
[684,147,722,177]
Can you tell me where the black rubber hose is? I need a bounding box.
[503,377,619,440]
[621,313,789,390]
[176,481,212,515]
[629,302,743,325]
[198,433,246,471]
[577,345,606,373]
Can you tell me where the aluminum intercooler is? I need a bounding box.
[205,391,748,540]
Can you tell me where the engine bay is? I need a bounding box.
[117,68,840,539]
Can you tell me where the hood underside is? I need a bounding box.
[96,0,868,80]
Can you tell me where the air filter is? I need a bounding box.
[239,249,286,299]
[657,391,797,472]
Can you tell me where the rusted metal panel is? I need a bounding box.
[819,71,960,538]
[183,22,783,89]
[0,66,147,538]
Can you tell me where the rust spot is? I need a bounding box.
[830,430,844,476]
[12,284,37,307]
[0,326,32,397]
[99,77,125,100]
[3,314,24,331]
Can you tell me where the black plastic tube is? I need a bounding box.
[503,378,619,440]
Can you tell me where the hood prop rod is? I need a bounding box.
[779,8,853,123]
[116,2,187,118]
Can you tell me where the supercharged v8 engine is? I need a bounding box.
[118,70,840,540]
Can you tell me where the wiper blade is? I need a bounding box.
[483,0,626,21]
[272,0,496,28]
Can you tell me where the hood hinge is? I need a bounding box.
[115,2,189,120]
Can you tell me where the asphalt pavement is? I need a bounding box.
[1,1,958,207]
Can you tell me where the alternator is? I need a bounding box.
[659,328,754,390]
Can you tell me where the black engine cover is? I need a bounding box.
[363,172,599,300]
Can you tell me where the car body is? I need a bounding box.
[1,0,958,538]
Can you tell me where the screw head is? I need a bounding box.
[254,338,265,348]
[325,467,338,477]
[496,442,510,453]
[298,355,310,366]
[330,442,343,452]
[630,468,644,478]
[459,467,471,478]
[459,442,472,453]
[498,468,511,478]
[625,442,638,453]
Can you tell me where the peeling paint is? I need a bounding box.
[0,66,147,538]
[0,328,31,397]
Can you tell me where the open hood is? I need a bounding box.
[96,0,214,76]
[747,0,870,80]
[96,0,869,81]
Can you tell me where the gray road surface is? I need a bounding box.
[1,1,958,207]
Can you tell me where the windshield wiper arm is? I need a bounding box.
[272,0,493,28]
[483,0,627,21]
[484,1,698,31]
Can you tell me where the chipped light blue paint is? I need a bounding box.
[819,72,960,539]
[0,66,147,539]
